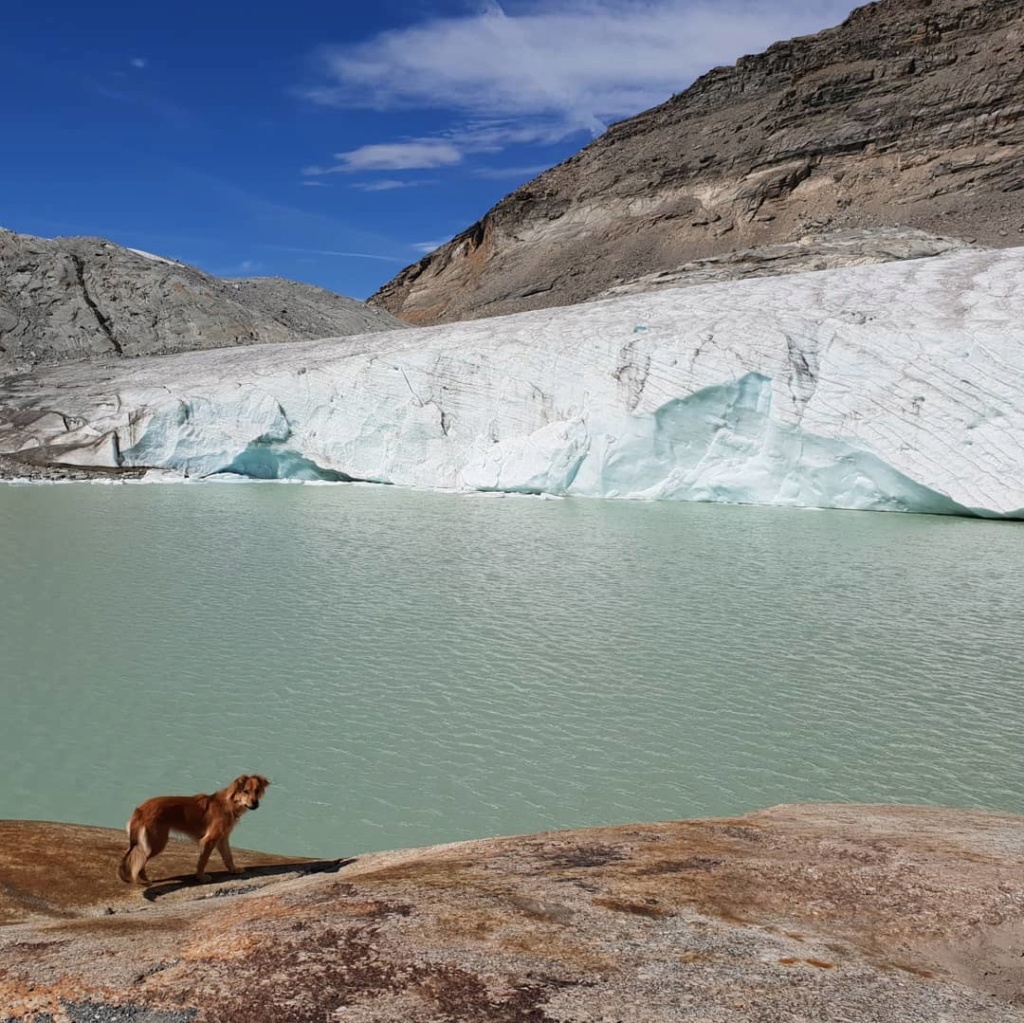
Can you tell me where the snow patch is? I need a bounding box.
[126,247,181,266]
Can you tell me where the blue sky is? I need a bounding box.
[2,0,857,299]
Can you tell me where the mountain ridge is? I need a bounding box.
[0,229,404,372]
[370,0,1024,324]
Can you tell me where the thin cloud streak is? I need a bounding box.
[304,121,574,183]
[306,140,462,175]
[260,244,407,262]
[92,81,194,129]
[350,178,434,191]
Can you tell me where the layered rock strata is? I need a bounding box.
[371,0,1024,324]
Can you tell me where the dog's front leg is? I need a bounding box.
[195,836,218,882]
[218,838,244,874]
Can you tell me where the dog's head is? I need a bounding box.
[229,774,271,812]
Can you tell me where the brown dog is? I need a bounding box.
[118,774,270,885]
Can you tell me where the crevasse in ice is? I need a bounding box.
[4,247,1022,517]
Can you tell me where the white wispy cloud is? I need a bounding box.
[301,0,856,193]
[307,0,857,143]
[305,140,462,175]
[130,57,147,69]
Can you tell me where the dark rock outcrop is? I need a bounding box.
[0,230,405,372]
[371,0,1024,324]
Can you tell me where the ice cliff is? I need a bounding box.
[1,247,1022,517]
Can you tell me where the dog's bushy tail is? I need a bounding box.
[118,817,149,884]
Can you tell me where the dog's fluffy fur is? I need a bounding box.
[118,774,270,885]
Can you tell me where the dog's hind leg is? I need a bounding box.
[118,846,137,884]
[119,820,158,885]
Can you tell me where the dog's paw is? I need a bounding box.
[196,872,212,883]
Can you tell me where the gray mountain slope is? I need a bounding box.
[371,0,1024,325]
[0,230,405,372]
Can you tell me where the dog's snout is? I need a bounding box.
[250,800,260,810]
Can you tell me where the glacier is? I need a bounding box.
[1,246,1022,517]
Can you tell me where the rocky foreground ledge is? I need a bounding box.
[2,805,1023,1022]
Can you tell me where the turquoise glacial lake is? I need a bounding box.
[0,483,1021,857]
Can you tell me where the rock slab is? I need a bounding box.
[2,805,1024,1021]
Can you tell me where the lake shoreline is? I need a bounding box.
[0,453,148,483]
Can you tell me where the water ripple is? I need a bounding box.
[0,484,1021,856]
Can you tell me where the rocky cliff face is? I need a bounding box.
[0,230,405,372]
[371,0,1024,324]
[3,805,1024,1021]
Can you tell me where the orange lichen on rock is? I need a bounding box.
[3,805,1024,1021]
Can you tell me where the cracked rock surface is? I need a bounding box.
[3,805,1024,1021]
[0,231,405,373]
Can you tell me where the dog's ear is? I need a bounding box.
[228,775,249,798]
[253,775,271,796]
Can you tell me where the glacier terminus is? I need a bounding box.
[1,247,1022,518]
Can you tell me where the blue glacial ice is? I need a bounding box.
[1,246,1022,517]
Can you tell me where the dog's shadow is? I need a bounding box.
[141,858,356,902]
